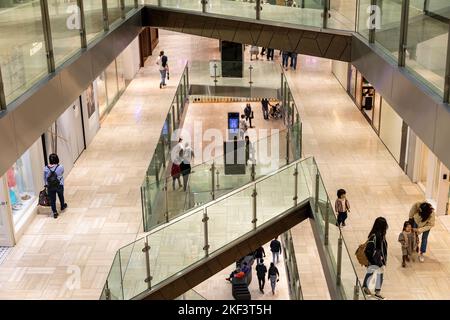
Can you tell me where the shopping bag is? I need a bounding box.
[39,189,51,207]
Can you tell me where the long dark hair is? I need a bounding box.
[419,202,433,222]
[368,217,388,238]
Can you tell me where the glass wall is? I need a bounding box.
[405,1,449,95]
[125,0,136,14]
[159,0,202,13]
[96,72,108,117]
[106,61,119,108]
[329,0,357,31]
[108,0,122,26]
[207,0,256,20]
[357,0,372,40]
[83,0,105,43]
[48,0,81,66]
[260,0,323,28]
[0,1,48,104]
[375,0,402,59]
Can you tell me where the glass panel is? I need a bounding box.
[0,1,48,104]
[340,238,361,300]
[357,0,371,40]
[329,0,357,31]
[106,60,119,109]
[373,92,381,133]
[256,165,296,226]
[208,186,253,255]
[406,1,448,95]
[121,237,149,300]
[116,53,126,93]
[146,208,204,293]
[108,0,122,26]
[107,251,123,299]
[260,1,323,28]
[207,0,256,20]
[375,0,402,59]
[159,0,202,12]
[84,0,105,43]
[125,0,135,13]
[48,0,81,66]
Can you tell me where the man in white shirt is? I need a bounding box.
[156,50,168,89]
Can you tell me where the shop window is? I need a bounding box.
[6,150,36,224]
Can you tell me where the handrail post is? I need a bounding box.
[40,0,56,73]
[211,162,216,200]
[353,279,360,300]
[105,280,111,300]
[142,238,152,290]
[202,208,210,256]
[134,0,138,9]
[398,0,410,67]
[336,234,343,286]
[293,164,298,206]
[369,0,376,44]
[252,184,257,230]
[314,171,320,214]
[77,0,87,49]
[251,163,256,181]
[120,0,126,19]
[0,66,6,110]
[286,128,290,165]
[323,0,330,29]
[216,168,220,188]
[164,178,169,223]
[324,201,330,246]
[201,0,207,13]
[102,0,109,31]
[256,0,261,20]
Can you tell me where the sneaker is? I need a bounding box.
[374,292,385,300]
[342,222,346,227]
[61,203,68,211]
[419,255,425,263]
[53,212,58,219]
[362,287,372,296]
[402,262,406,268]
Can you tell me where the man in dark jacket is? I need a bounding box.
[255,259,267,293]
[244,103,253,128]
[270,237,282,264]
[261,98,270,120]
[254,246,266,264]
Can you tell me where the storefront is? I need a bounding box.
[0,139,45,246]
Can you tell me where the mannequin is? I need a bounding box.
[6,165,22,211]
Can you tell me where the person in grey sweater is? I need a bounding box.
[43,153,67,219]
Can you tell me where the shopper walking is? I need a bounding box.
[156,50,168,89]
[180,142,194,191]
[255,259,267,293]
[43,153,67,219]
[250,45,259,60]
[361,217,388,299]
[268,262,279,295]
[239,114,248,139]
[266,48,274,61]
[254,246,266,264]
[290,52,298,70]
[270,237,282,264]
[171,148,183,190]
[261,98,270,120]
[335,188,350,227]
[282,51,290,70]
[244,103,253,128]
[409,201,435,262]
[398,220,419,267]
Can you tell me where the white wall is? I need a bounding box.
[81,83,100,147]
[121,36,140,81]
[332,60,349,91]
[380,99,403,163]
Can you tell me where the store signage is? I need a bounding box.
[29,42,43,56]
[66,5,81,30]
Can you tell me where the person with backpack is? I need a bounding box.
[156,50,168,89]
[409,201,435,262]
[361,217,388,299]
[43,153,67,219]
[270,237,282,264]
[255,259,267,293]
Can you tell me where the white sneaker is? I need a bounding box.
[419,255,425,263]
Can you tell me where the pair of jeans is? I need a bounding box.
[266,48,274,60]
[159,69,167,86]
[282,54,289,68]
[262,107,269,120]
[272,251,280,264]
[48,185,65,214]
[257,276,265,291]
[270,275,277,293]
[413,221,430,253]
[362,265,384,291]
[290,55,298,70]
[337,211,347,225]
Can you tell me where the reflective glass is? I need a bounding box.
[83,0,105,43]
[374,0,402,59]
[108,0,122,26]
[159,0,202,12]
[357,0,371,40]
[260,0,323,28]
[329,0,357,31]
[207,0,256,19]
[0,1,48,103]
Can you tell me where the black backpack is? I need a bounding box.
[47,165,60,191]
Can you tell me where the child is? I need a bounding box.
[398,221,419,267]
[335,189,350,227]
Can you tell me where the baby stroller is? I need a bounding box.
[270,103,282,119]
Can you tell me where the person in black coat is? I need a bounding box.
[255,259,267,293]
[362,217,388,299]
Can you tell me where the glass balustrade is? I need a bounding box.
[101,156,365,300]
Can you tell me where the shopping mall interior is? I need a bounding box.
[0,0,449,301]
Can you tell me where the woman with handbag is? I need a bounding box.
[409,201,435,262]
[361,217,388,299]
